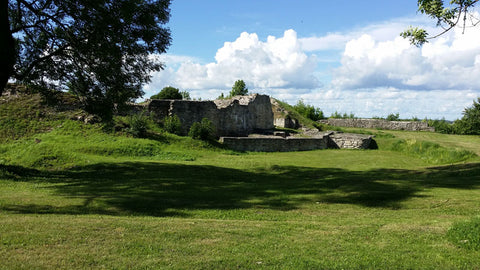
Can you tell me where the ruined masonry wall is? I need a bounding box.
[322,119,435,132]
[147,94,274,136]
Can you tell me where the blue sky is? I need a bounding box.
[144,1,480,120]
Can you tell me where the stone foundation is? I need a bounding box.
[220,132,375,152]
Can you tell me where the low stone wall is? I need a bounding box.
[220,132,375,152]
[328,132,374,149]
[322,118,435,132]
[219,137,329,152]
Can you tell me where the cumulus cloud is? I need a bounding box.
[146,29,319,98]
[144,14,480,119]
[331,21,480,90]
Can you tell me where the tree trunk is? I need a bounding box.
[0,0,15,96]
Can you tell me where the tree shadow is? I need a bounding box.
[2,162,480,217]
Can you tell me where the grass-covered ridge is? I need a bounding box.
[2,91,480,269]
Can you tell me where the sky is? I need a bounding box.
[144,0,480,120]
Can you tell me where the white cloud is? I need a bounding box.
[144,13,480,120]
[331,22,480,91]
[146,29,320,98]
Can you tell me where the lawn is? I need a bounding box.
[1,119,480,268]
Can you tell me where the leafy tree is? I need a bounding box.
[2,0,172,119]
[401,0,479,46]
[180,90,191,100]
[151,86,182,100]
[293,99,324,121]
[386,113,400,121]
[453,98,480,135]
[229,80,248,97]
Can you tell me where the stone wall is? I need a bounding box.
[219,137,329,152]
[327,132,375,149]
[220,132,375,152]
[146,94,274,137]
[322,118,435,132]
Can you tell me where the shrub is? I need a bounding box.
[293,100,324,121]
[386,113,400,121]
[163,115,182,135]
[128,113,149,138]
[189,118,215,141]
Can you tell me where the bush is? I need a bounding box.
[189,118,215,141]
[163,115,182,135]
[386,113,400,121]
[128,113,149,138]
[293,100,324,121]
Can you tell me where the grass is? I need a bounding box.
[1,94,480,269]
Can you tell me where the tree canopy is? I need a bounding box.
[401,0,479,46]
[150,86,182,100]
[454,98,480,135]
[229,80,249,97]
[2,0,171,118]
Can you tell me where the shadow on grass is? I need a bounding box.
[1,162,480,217]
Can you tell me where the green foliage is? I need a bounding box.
[180,91,191,100]
[453,98,480,135]
[273,99,320,129]
[400,27,429,46]
[293,100,324,121]
[6,0,171,117]
[163,115,182,135]
[229,80,248,97]
[386,113,400,121]
[447,216,480,251]
[385,139,476,164]
[127,113,150,138]
[427,118,455,134]
[189,118,215,141]
[330,111,356,119]
[401,0,478,45]
[151,86,183,100]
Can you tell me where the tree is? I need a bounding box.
[401,0,479,46]
[229,80,248,97]
[453,98,480,135]
[150,86,182,99]
[180,90,191,100]
[3,0,171,119]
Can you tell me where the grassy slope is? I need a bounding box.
[1,95,480,269]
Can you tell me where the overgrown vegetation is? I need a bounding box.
[189,118,216,141]
[384,138,476,164]
[162,115,182,135]
[293,99,324,121]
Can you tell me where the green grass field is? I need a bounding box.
[1,95,480,269]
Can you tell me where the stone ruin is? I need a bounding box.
[140,94,376,152]
[146,94,274,137]
[321,118,435,132]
